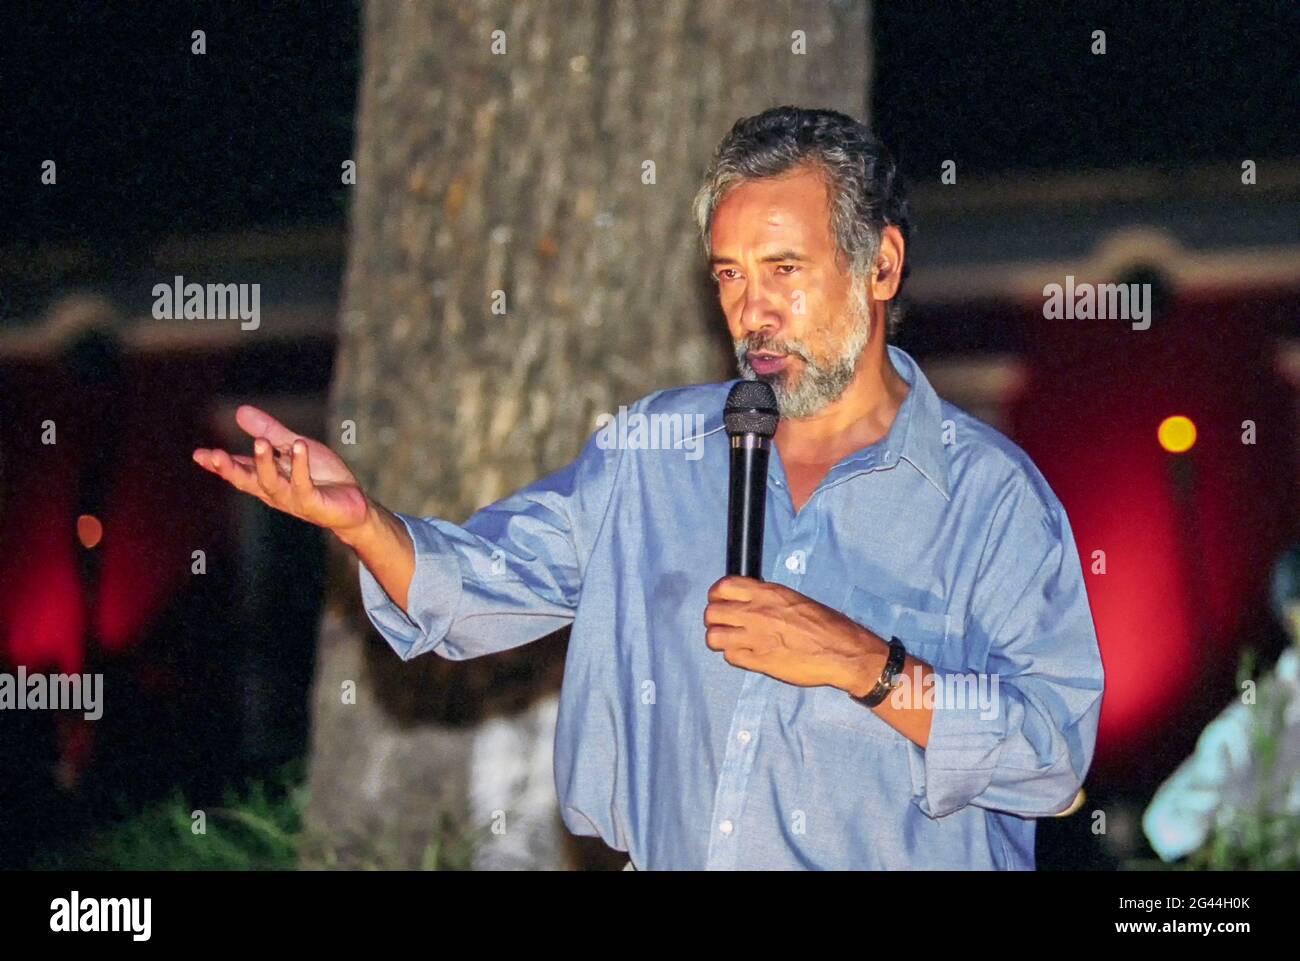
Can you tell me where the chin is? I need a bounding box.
[748,368,791,388]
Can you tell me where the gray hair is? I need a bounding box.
[692,106,912,337]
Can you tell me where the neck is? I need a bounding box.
[773,333,909,464]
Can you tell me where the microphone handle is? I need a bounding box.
[726,434,771,579]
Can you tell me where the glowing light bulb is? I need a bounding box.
[1158,415,1196,454]
[77,514,103,549]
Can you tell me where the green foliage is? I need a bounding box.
[37,762,307,871]
[36,759,485,871]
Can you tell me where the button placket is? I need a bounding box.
[704,670,768,870]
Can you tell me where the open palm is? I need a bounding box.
[192,404,368,533]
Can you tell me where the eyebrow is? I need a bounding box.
[709,248,808,267]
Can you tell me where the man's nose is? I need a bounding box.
[738,274,783,337]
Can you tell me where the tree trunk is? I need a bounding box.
[305,0,871,869]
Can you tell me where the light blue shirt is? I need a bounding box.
[358,345,1105,869]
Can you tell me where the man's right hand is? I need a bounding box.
[192,404,369,535]
[194,403,418,615]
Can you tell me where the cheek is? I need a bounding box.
[792,316,831,355]
[718,292,744,328]
[791,287,834,329]
[790,287,818,318]
[821,299,860,341]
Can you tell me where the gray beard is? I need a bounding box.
[733,285,872,419]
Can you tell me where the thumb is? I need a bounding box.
[236,404,299,448]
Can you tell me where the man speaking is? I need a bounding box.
[194,106,1105,870]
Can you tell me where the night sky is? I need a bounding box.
[5,0,1296,254]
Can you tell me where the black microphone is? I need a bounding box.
[724,380,780,579]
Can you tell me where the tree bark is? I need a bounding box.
[305,0,871,869]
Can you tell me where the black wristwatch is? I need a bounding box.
[850,636,907,708]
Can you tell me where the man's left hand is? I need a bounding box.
[704,575,888,695]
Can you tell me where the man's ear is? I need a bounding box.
[870,225,906,302]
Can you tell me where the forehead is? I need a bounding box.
[710,166,834,252]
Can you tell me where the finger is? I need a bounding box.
[217,452,260,475]
[200,442,267,471]
[197,446,236,479]
[236,404,301,449]
[705,625,746,651]
[253,438,289,499]
[203,448,265,499]
[289,439,315,498]
[722,646,761,670]
[709,575,758,602]
[703,600,747,628]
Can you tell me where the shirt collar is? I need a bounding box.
[871,344,952,500]
[703,344,952,501]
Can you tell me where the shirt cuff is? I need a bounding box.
[357,511,464,661]
[904,670,1009,819]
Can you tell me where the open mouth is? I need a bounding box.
[748,351,791,374]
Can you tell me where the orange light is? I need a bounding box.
[1157,415,1197,454]
[76,515,103,549]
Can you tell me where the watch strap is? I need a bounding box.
[852,636,906,708]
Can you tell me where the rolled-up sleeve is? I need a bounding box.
[358,415,628,662]
[907,480,1105,820]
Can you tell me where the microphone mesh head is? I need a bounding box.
[724,380,780,437]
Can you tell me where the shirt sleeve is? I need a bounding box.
[357,416,627,662]
[906,477,1106,820]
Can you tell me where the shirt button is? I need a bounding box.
[719,820,734,836]
[737,730,751,744]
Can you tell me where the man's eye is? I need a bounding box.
[714,269,738,282]
[775,264,799,275]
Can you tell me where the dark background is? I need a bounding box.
[6,1,1295,251]
[2,0,1297,870]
